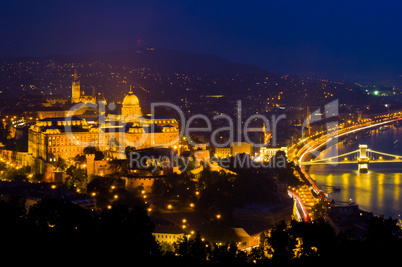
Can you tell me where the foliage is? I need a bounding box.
[266,220,297,263]
[0,199,159,258]
[196,168,275,221]
[51,156,67,172]
[152,172,197,204]
[65,165,88,190]
[0,119,10,143]
[0,197,401,262]
[86,175,143,209]
[109,159,129,176]
[0,165,30,182]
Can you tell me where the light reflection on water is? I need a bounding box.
[308,126,402,218]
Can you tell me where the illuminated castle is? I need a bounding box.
[27,77,179,174]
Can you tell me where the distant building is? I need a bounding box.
[85,153,113,177]
[71,70,105,105]
[231,142,252,156]
[214,147,232,158]
[27,106,69,120]
[214,142,252,158]
[259,146,287,159]
[42,95,69,107]
[231,227,266,249]
[231,201,293,249]
[151,219,185,245]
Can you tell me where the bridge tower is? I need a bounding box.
[358,144,369,173]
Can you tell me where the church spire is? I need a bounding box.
[129,85,133,93]
[71,69,81,103]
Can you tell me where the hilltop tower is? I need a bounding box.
[71,69,81,103]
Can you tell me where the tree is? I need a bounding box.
[366,216,399,244]
[288,219,336,262]
[31,173,44,183]
[65,165,88,190]
[176,232,209,263]
[0,197,27,234]
[94,151,104,160]
[83,146,97,154]
[95,205,159,257]
[125,146,136,159]
[209,242,239,264]
[109,159,128,175]
[266,220,296,263]
[52,156,67,172]
[28,198,93,235]
[0,120,10,143]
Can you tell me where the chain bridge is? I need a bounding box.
[300,144,402,173]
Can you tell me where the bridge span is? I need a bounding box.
[300,144,402,173]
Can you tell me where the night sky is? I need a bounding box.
[1,0,402,81]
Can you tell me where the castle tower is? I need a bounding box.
[85,153,95,177]
[71,69,81,103]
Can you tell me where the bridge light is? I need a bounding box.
[344,157,348,161]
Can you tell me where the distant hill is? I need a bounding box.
[39,47,268,75]
[0,47,269,99]
[0,47,378,107]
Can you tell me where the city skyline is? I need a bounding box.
[0,0,402,263]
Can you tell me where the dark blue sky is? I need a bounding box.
[1,0,402,81]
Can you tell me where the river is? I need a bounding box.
[308,126,402,219]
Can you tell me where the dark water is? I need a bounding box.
[309,126,402,219]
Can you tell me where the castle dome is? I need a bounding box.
[122,85,140,106]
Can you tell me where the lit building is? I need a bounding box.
[152,224,185,244]
[26,75,180,174]
[71,70,105,105]
[121,85,143,120]
[214,142,252,158]
[259,146,287,158]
